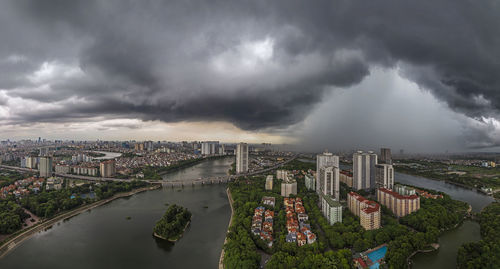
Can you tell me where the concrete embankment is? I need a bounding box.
[218,188,234,269]
[0,185,160,259]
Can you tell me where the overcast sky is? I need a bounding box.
[0,0,499,153]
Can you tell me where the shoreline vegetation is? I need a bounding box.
[219,188,234,269]
[152,204,192,242]
[394,160,500,196]
[0,184,160,258]
[457,202,500,268]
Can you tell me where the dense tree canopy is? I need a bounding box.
[153,204,191,241]
[457,202,500,268]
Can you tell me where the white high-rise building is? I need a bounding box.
[319,166,340,201]
[201,141,219,155]
[316,151,339,193]
[353,151,378,190]
[39,156,53,178]
[375,164,394,189]
[236,143,248,174]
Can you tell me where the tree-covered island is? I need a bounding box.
[153,204,192,242]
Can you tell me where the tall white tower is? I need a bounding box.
[236,143,248,174]
[353,151,378,190]
[316,151,339,193]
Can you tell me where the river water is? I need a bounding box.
[0,157,233,269]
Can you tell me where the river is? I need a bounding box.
[0,157,233,269]
[91,151,122,160]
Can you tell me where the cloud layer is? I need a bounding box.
[0,0,500,149]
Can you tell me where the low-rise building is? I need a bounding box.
[340,170,353,188]
[348,192,381,230]
[377,188,420,217]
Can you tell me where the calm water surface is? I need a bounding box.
[0,158,232,269]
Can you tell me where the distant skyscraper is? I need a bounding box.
[375,164,394,189]
[39,156,53,178]
[380,148,392,164]
[353,151,377,190]
[236,143,248,174]
[316,151,339,193]
[319,166,340,201]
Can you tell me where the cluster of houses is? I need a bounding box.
[250,197,278,247]
[0,177,44,199]
[284,197,316,246]
[251,206,275,247]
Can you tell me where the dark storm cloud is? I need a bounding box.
[1,0,500,147]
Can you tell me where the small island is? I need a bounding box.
[153,204,192,242]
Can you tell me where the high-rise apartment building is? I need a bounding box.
[276,170,288,180]
[375,164,394,189]
[236,143,248,174]
[316,151,339,193]
[281,178,297,197]
[347,192,381,230]
[100,160,116,178]
[380,148,392,164]
[201,141,219,155]
[318,166,340,201]
[320,193,342,225]
[265,175,273,191]
[352,151,377,190]
[39,156,53,178]
[305,174,316,191]
[377,188,420,217]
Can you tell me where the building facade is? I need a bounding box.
[236,143,248,174]
[39,157,53,178]
[340,170,353,187]
[319,166,340,201]
[316,152,339,194]
[276,169,288,180]
[100,160,116,178]
[375,164,394,189]
[305,174,316,191]
[347,192,381,230]
[281,179,297,197]
[379,148,392,164]
[265,175,273,190]
[320,193,342,225]
[377,188,420,217]
[201,141,219,155]
[352,151,377,190]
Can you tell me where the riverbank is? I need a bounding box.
[395,169,493,195]
[0,184,160,259]
[218,188,234,269]
[407,243,439,268]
